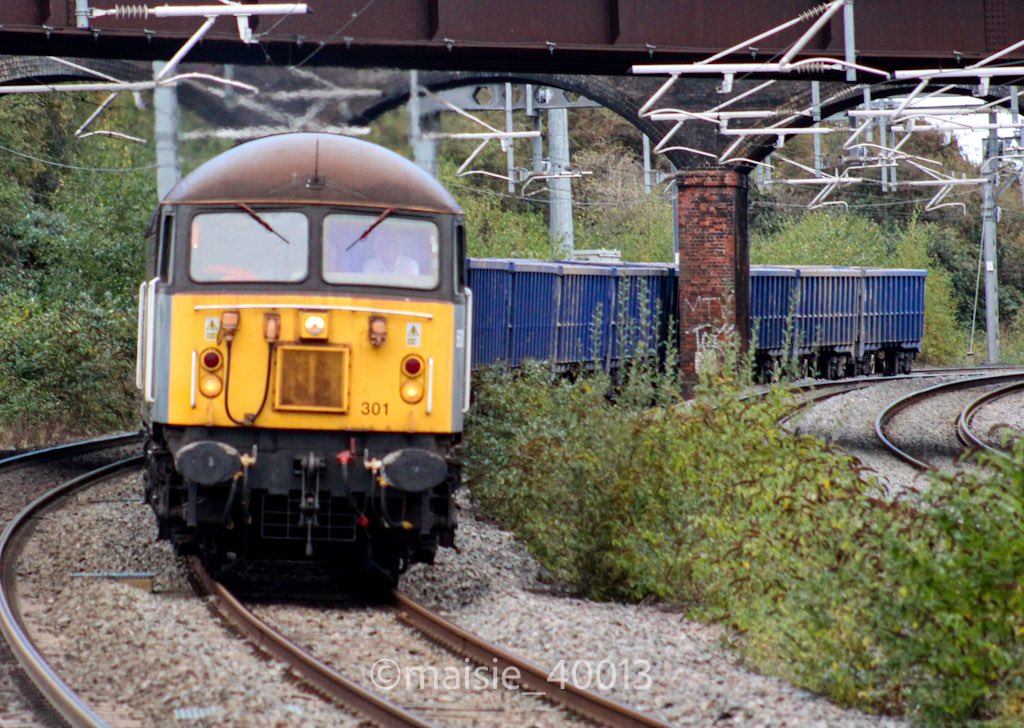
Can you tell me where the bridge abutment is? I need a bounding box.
[677,169,749,392]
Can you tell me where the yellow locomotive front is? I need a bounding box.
[136,133,470,581]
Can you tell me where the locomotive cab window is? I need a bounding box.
[190,211,309,283]
[322,213,439,290]
[157,212,174,282]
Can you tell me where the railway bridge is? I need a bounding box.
[0,1,1021,383]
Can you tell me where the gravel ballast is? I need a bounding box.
[401,492,902,727]
[18,373,1010,727]
[14,472,363,727]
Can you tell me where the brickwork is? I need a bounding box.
[677,169,749,389]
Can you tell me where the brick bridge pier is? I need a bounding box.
[676,169,749,391]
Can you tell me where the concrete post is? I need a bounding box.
[505,82,516,192]
[547,107,574,258]
[409,70,438,177]
[982,121,1001,363]
[153,61,180,200]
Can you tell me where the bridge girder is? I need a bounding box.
[0,1,1020,75]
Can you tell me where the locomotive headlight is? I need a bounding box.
[369,315,387,347]
[301,312,328,339]
[199,374,223,398]
[400,380,424,403]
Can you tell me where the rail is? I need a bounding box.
[0,456,142,728]
[957,380,1024,457]
[874,371,1024,470]
[187,557,432,728]
[0,432,142,471]
[393,590,671,728]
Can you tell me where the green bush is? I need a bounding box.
[0,292,138,444]
[466,357,1024,723]
[867,441,1024,722]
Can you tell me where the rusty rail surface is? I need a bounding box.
[189,558,433,728]
[393,590,670,728]
[0,456,142,728]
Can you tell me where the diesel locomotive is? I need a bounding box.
[136,133,470,581]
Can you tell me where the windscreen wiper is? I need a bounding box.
[236,202,291,245]
[345,207,395,252]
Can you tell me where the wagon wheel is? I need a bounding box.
[860,353,875,376]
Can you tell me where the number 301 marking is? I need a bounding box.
[361,402,389,416]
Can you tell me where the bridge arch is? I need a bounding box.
[0,56,147,88]
[349,70,725,171]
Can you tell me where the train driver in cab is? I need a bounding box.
[362,234,420,275]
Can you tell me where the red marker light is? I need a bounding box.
[201,349,223,371]
[402,356,423,377]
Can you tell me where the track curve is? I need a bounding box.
[187,556,432,728]
[0,456,142,728]
[874,371,1024,470]
[957,380,1024,457]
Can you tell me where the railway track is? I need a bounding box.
[779,366,1022,422]
[392,591,666,727]
[190,553,669,727]
[0,431,667,727]
[187,556,434,728]
[957,380,1024,456]
[874,371,1024,470]
[2,370,1017,727]
[0,444,142,728]
[0,432,141,472]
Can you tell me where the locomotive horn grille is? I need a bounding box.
[274,345,350,412]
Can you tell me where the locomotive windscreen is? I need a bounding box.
[322,214,439,290]
[190,211,309,283]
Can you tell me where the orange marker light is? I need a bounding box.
[401,381,424,403]
[200,375,223,398]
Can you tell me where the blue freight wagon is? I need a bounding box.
[860,268,927,375]
[749,265,927,378]
[466,259,675,372]
[749,266,800,378]
[468,259,926,380]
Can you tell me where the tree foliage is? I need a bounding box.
[0,94,154,445]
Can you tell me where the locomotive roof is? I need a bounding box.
[162,133,462,215]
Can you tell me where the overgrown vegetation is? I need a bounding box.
[466,357,1024,723]
[0,95,153,445]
